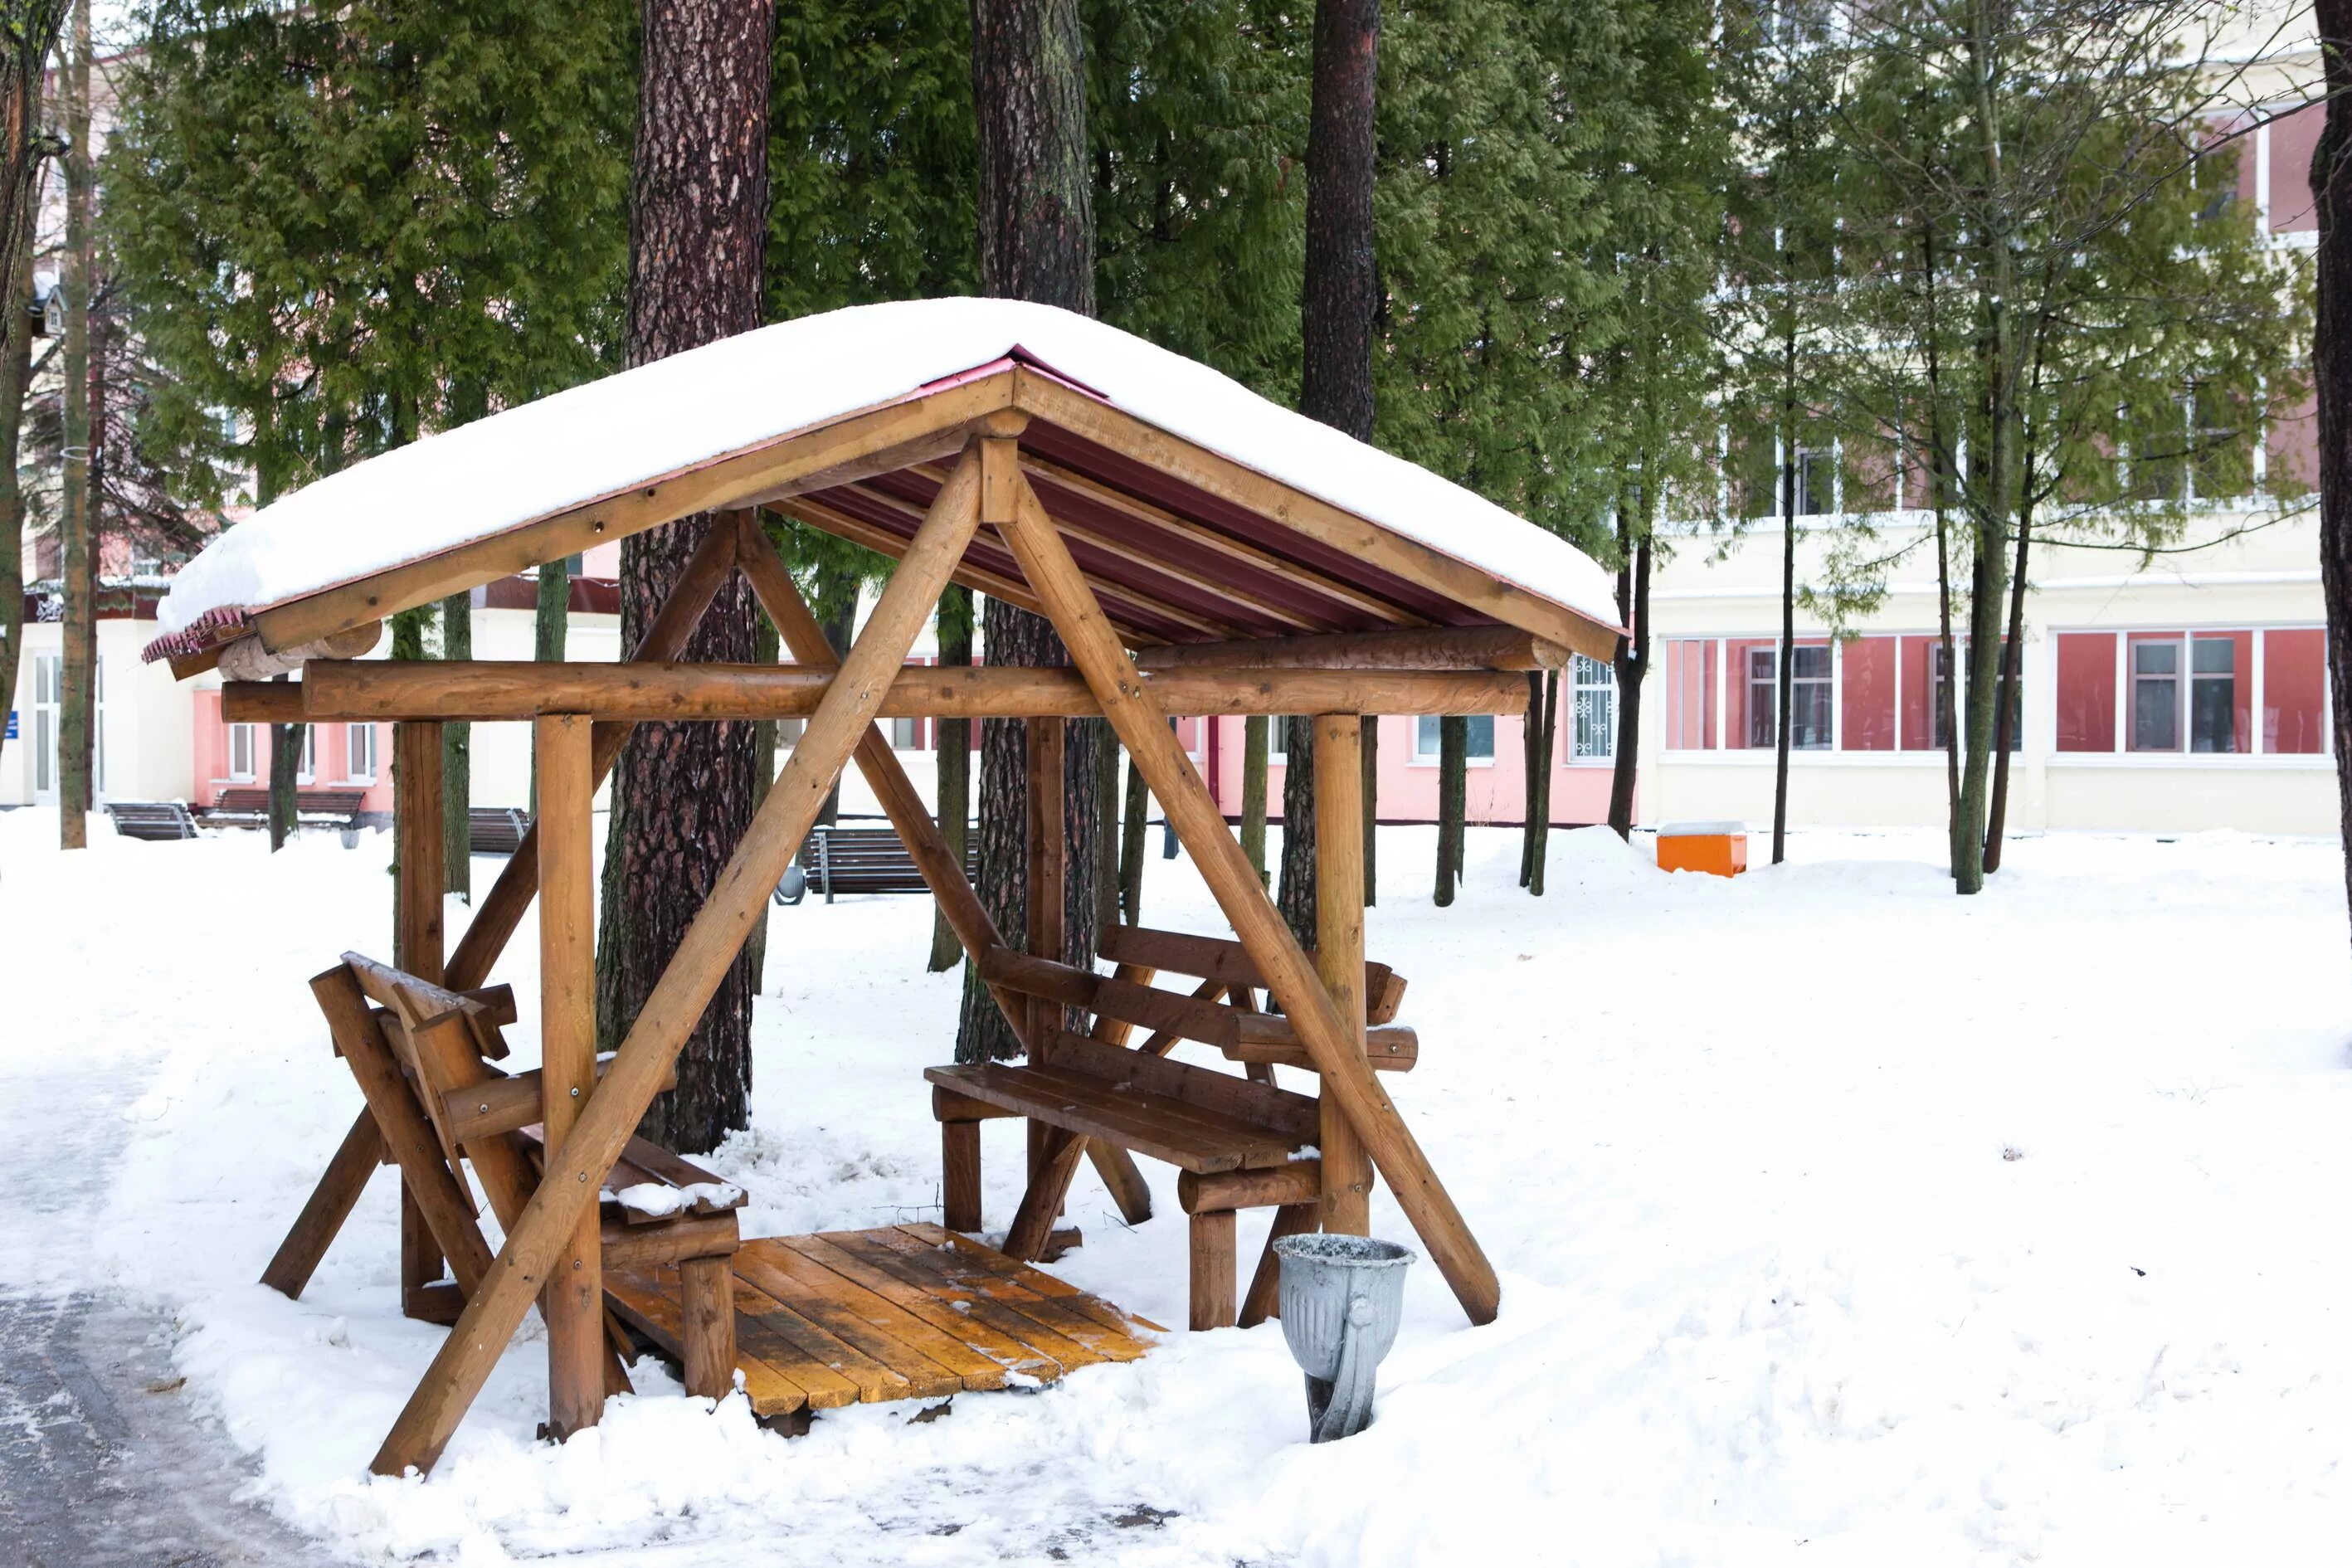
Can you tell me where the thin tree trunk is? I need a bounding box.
[387,606,429,944]
[1240,714,1268,884]
[530,551,568,811]
[1771,333,1796,866]
[1519,673,1541,886]
[1361,714,1377,906]
[959,0,1103,1065]
[598,0,772,1154]
[1093,718,1118,935]
[2315,0,2352,955]
[747,590,777,995]
[1609,529,1651,839]
[929,584,972,971]
[56,0,89,849]
[0,3,63,784]
[810,564,858,829]
[1288,0,1382,939]
[1983,505,2031,869]
[1434,715,1465,906]
[441,591,472,898]
[1118,746,1147,922]
[1528,669,1558,894]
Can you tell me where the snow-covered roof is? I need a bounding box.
[149,298,1624,663]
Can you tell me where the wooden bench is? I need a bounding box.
[103,801,199,840]
[780,822,979,905]
[927,923,1415,1332]
[263,952,740,1404]
[204,786,369,832]
[467,806,530,855]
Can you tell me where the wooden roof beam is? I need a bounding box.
[1134,624,1571,674]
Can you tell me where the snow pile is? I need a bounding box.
[156,297,1621,640]
[8,806,2352,1564]
[607,1180,743,1220]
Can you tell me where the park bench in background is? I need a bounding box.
[777,820,980,905]
[103,801,200,840]
[467,806,530,856]
[204,786,369,833]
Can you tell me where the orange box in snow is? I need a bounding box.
[1656,821,1747,878]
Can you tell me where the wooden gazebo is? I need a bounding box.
[146,299,1624,1477]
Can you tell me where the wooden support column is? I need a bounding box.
[367,446,985,1479]
[394,720,446,1312]
[535,713,602,1439]
[993,472,1501,1326]
[1314,713,1371,1236]
[1025,714,1067,1049]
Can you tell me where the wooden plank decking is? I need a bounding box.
[601,1224,1161,1416]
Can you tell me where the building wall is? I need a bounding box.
[1200,710,1626,826]
[2,616,192,807]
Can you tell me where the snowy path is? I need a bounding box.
[0,1058,339,1567]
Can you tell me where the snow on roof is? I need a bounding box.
[155,297,1621,642]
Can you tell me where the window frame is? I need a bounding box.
[1567,654,1616,763]
[227,722,257,783]
[345,722,377,783]
[1411,713,1497,767]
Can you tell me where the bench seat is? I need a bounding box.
[927,1061,1310,1174]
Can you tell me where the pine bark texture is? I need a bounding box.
[387,608,429,948]
[56,0,89,849]
[1434,716,1465,906]
[958,0,1103,1064]
[1607,528,1651,840]
[1288,0,1381,938]
[1983,511,2031,870]
[2314,0,2352,952]
[597,0,772,1153]
[0,2,64,783]
[1118,748,1147,922]
[1240,713,1269,884]
[930,585,972,971]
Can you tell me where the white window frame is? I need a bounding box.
[1411,713,1496,767]
[295,724,317,785]
[32,652,58,799]
[345,722,377,783]
[227,722,257,782]
[1567,654,1616,763]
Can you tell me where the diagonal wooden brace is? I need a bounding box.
[993,472,1500,1325]
[367,446,986,1478]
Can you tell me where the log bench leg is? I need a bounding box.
[1189,1209,1237,1331]
[942,1119,982,1233]
[1006,1126,1088,1260]
[679,1254,738,1403]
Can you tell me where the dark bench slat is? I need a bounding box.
[104,801,200,840]
[1039,1028,1318,1142]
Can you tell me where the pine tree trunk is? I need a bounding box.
[1983,509,2031,870]
[1093,718,1118,935]
[598,0,772,1154]
[929,584,972,972]
[2316,0,2352,956]
[959,0,1102,1064]
[1361,715,1377,905]
[1771,348,1795,867]
[441,592,472,898]
[810,563,859,829]
[1519,674,1541,886]
[747,597,777,995]
[0,244,32,784]
[1240,714,1269,884]
[56,0,89,850]
[1287,0,1381,938]
[268,713,301,847]
[1434,715,1464,906]
[1118,747,1147,922]
[0,6,61,784]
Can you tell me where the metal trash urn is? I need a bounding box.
[1272,1234,1415,1443]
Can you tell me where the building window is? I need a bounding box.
[777,718,806,745]
[1739,644,1832,750]
[888,716,922,749]
[1665,639,1717,751]
[32,653,58,795]
[228,723,257,782]
[1569,655,1615,761]
[346,723,377,782]
[2263,629,2327,753]
[1795,449,1835,516]
[1267,716,1302,764]
[2129,632,2247,753]
[1840,636,1896,750]
[1413,714,1495,764]
[2055,633,2117,752]
[295,724,317,784]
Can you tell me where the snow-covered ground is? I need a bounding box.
[4,804,2350,1566]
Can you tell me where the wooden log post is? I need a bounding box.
[365,445,985,1478]
[394,720,446,1313]
[1314,713,1371,1236]
[1025,714,1067,1053]
[993,472,1501,1326]
[535,714,603,1439]
[260,1114,384,1299]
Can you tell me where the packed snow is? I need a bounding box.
[6,802,2351,1565]
[153,298,1622,641]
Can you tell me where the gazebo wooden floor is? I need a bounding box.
[602,1223,1161,1417]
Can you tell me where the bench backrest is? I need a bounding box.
[1100,923,1408,1025]
[1038,1026,1317,1143]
